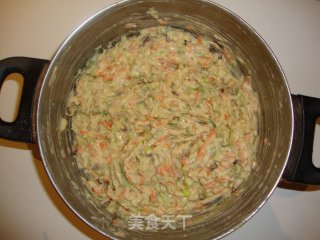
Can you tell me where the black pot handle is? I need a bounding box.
[283,94,320,185]
[0,57,49,143]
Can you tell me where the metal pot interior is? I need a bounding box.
[37,0,293,239]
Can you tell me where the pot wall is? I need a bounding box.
[36,1,293,239]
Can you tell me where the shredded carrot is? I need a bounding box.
[79,130,88,135]
[103,76,113,81]
[126,175,133,183]
[119,189,126,198]
[105,65,113,71]
[99,142,107,150]
[94,133,106,138]
[198,56,210,68]
[157,165,165,175]
[93,187,104,195]
[141,206,149,214]
[216,177,227,183]
[195,203,204,209]
[130,139,138,145]
[157,163,175,177]
[157,95,165,102]
[156,119,164,126]
[76,146,83,153]
[103,176,110,182]
[104,156,111,163]
[206,98,213,105]
[181,158,188,166]
[153,135,168,146]
[97,71,113,81]
[197,36,203,45]
[205,167,211,177]
[146,114,154,121]
[89,144,97,157]
[186,219,193,225]
[140,175,145,184]
[193,92,201,104]
[202,180,216,188]
[150,190,157,202]
[99,121,113,129]
[197,129,216,160]
[172,201,178,207]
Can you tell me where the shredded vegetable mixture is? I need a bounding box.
[68,26,259,218]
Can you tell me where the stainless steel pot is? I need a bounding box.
[0,0,320,239]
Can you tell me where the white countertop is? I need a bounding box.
[1,1,320,239]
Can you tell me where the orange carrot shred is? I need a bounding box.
[79,130,88,135]
[99,142,107,150]
[150,190,157,202]
[197,129,215,160]
[99,121,113,129]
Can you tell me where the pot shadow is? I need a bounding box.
[0,138,108,239]
[26,142,292,240]
[0,138,29,150]
[278,117,320,192]
[31,139,289,240]
[225,201,290,240]
[28,144,110,240]
[2,136,319,240]
[278,181,320,192]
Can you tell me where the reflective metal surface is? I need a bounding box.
[36,0,293,239]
